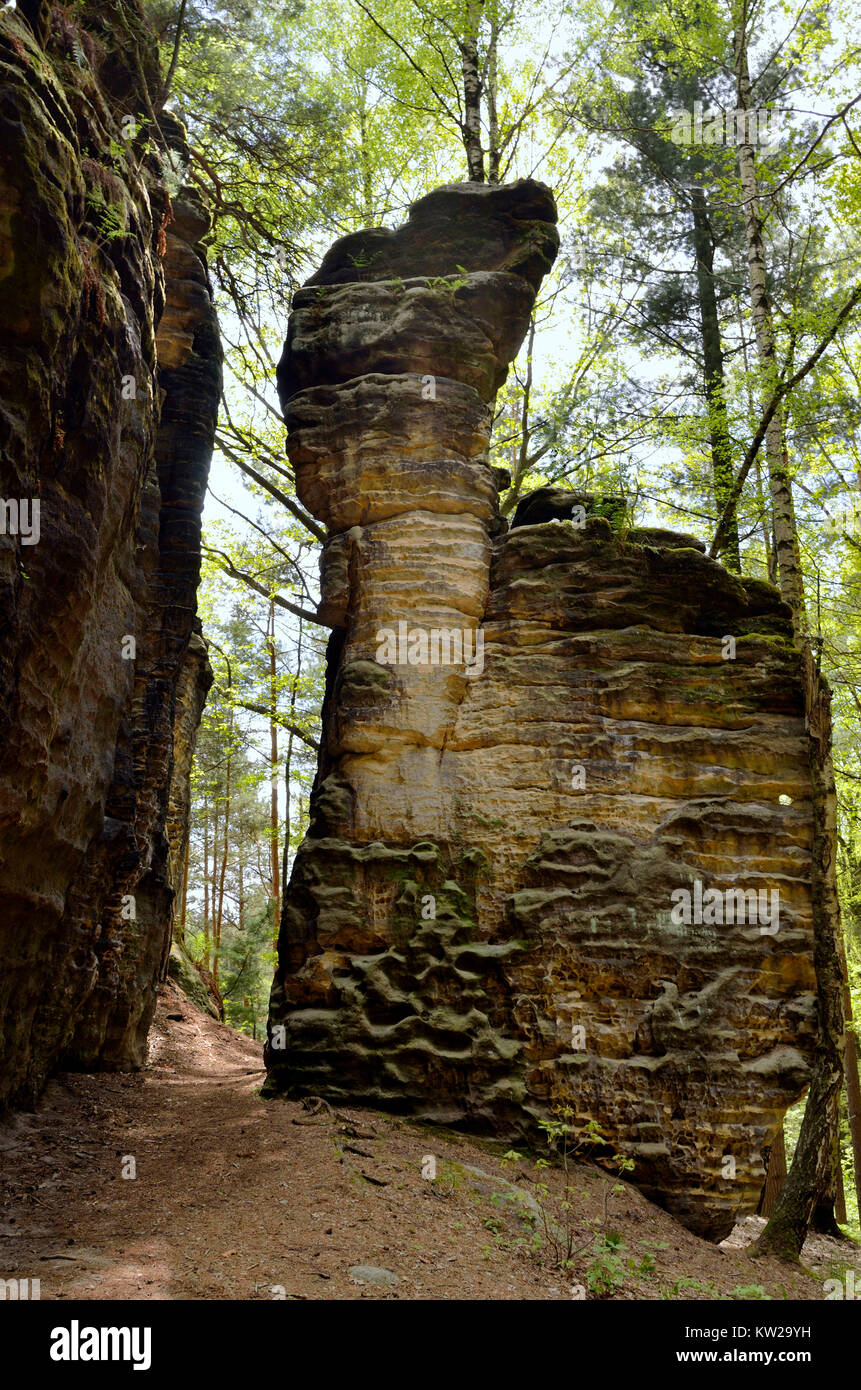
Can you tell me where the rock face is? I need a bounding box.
[266,179,818,1240]
[0,2,220,1106]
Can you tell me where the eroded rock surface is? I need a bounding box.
[0,2,220,1105]
[267,180,817,1240]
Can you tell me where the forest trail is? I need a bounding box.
[0,984,850,1301]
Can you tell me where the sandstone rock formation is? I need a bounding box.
[267,180,818,1239]
[0,2,220,1106]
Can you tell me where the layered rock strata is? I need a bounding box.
[266,181,817,1239]
[0,2,220,1105]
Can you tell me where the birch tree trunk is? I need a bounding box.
[486,0,500,183]
[207,797,217,974]
[839,940,861,1215]
[732,8,847,1259]
[734,27,805,618]
[214,742,231,992]
[267,599,281,932]
[179,837,189,945]
[691,188,740,569]
[280,618,304,948]
[734,287,775,580]
[459,0,485,180]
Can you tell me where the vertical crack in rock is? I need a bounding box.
[0,2,221,1106]
[267,179,818,1241]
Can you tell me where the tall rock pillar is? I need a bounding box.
[266,181,817,1241]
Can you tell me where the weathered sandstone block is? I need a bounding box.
[266,180,816,1239]
[304,179,558,293]
[279,273,535,403]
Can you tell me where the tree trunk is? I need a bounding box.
[811,1119,846,1235]
[357,83,375,224]
[731,16,847,1261]
[179,836,189,945]
[214,750,231,992]
[203,793,208,932]
[734,284,775,580]
[755,456,777,584]
[839,941,861,1214]
[210,799,218,975]
[835,1149,847,1225]
[160,0,188,108]
[734,30,805,620]
[500,313,536,514]
[268,599,281,930]
[829,1121,848,1226]
[459,0,485,181]
[690,188,740,569]
[756,644,846,1259]
[486,0,500,183]
[279,618,304,947]
[757,1124,786,1218]
[205,796,215,973]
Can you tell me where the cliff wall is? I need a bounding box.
[0,0,220,1105]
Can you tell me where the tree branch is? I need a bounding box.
[709,284,861,558]
[218,440,326,544]
[203,545,329,627]
[234,700,319,752]
[160,0,188,108]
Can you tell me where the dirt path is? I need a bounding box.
[0,983,854,1300]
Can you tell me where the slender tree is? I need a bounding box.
[727,5,847,1258]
